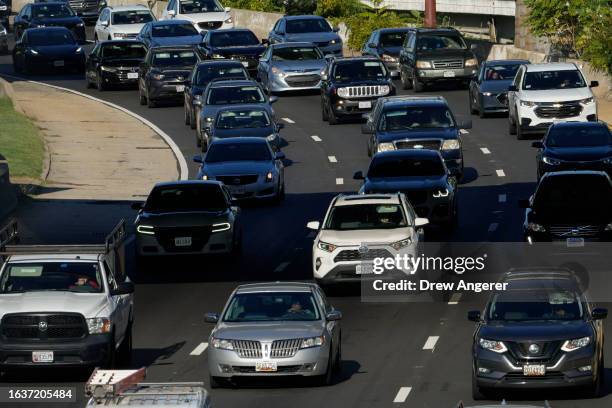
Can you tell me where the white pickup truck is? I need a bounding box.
[0,220,134,370]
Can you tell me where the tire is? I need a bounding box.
[184,106,191,125]
[333,334,342,374]
[139,86,146,105]
[469,92,477,115]
[472,374,487,400]
[321,98,329,121]
[96,72,106,91]
[116,321,133,366]
[189,108,196,129]
[478,106,486,119]
[508,114,516,135]
[327,104,338,125]
[400,70,411,90]
[274,182,285,205]
[316,347,334,386]
[147,94,156,108]
[103,331,117,369]
[516,120,525,140]
[209,375,222,389]
[200,137,208,152]
[231,228,242,256]
[413,77,424,92]
[94,33,98,43]
[587,354,604,398]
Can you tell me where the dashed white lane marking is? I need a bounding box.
[311,135,322,142]
[448,293,462,305]
[328,156,338,163]
[274,262,290,272]
[498,194,507,203]
[189,342,208,356]
[282,117,295,124]
[488,223,499,232]
[480,147,491,154]
[422,336,439,351]
[336,178,344,185]
[496,169,506,177]
[393,387,412,403]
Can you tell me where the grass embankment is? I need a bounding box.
[0,96,44,180]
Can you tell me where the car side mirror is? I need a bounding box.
[590,80,599,88]
[592,308,608,320]
[326,310,342,321]
[111,282,135,296]
[458,119,472,130]
[269,95,279,104]
[415,218,429,228]
[361,124,373,134]
[307,221,320,230]
[367,42,377,48]
[467,310,481,322]
[531,141,543,148]
[333,27,340,33]
[275,152,285,160]
[353,171,365,180]
[224,6,231,12]
[193,155,203,163]
[205,312,219,323]
[470,43,478,51]
[276,123,285,130]
[518,199,530,208]
[261,38,269,45]
[102,21,109,27]
[167,9,176,17]
[130,202,143,210]
[508,85,518,92]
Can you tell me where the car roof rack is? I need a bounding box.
[86,368,148,402]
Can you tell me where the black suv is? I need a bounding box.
[320,56,395,125]
[398,27,478,92]
[361,96,470,178]
[199,29,266,76]
[13,3,86,43]
[520,171,612,243]
[86,40,147,91]
[468,268,607,399]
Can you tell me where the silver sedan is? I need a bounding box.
[205,282,342,387]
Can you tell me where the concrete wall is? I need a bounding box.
[363,0,516,16]
[513,0,548,53]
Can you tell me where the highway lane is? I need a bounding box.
[2,32,612,407]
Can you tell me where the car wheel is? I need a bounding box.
[231,228,243,256]
[189,108,196,129]
[478,96,486,119]
[103,330,117,368]
[184,106,191,125]
[412,76,424,92]
[147,93,156,108]
[471,373,487,400]
[327,104,338,125]
[587,354,604,397]
[508,113,517,135]
[94,33,98,43]
[274,182,285,205]
[516,120,525,140]
[469,92,477,115]
[139,86,147,105]
[333,334,342,374]
[209,375,223,389]
[96,72,106,91]
[116,321,133,366]
[321,98,329,121]
[400,70,411,90]
[200,137,208,152]
[316,347,334,386]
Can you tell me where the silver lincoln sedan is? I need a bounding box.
[205,282,342,387]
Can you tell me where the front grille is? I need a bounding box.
[549,224,601,238]
[404,190,429,205]
[334,248,392,262]
[394,140,441,150]
[154,226,213,252]
[1,313,87,341]
[504,371,565,381]
[341,85,387,98]
[232,340,262,358]
[198,21,223,30]
[432,59,463,69]
[285,74,320,87]
[216,175,259,186]
[534,101,582,119]
[68,0,98,10]
[271,338,302,358]
[114,67,139,81]
[231,365,302,373]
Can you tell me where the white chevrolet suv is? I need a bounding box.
[507,62,599,140]
[95,5,156,42]
[161,0,233,33]
[307,193,427,288]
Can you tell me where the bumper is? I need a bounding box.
[518,103,597,132]
[480,93,509,113]
[0,334,112,368]
[539,161,612,177]
[100,71,139,87]
[148,81,188,102]
[416,67,477,82]
[25,55,85,72]
[332,97,381,117]
[524,230,612,243]
[136,228,234,256]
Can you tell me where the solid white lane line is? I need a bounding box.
[328,156,338,163]
[336,178,344,185]
[448,293,462,305]
[274,262,290,272]
[488,223,499,232]
[282,117,295,124]
[480,147,491,154]
[496,169,506,177]
[498,194,507,203]
[393,387,412,403]
[422,336,439,351]
[189,342,208,356]
[311,135,322,142]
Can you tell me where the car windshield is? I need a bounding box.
[152,23,198,37]
[152,50,198,66]
[180,0,223,13]
[144,184,228,212]
[101,43,147,59]
[210,31,259,47]
[333,61,387,82]
[224,292,321,322]
[547,126,612,148]
[379,31,407,48]
[0,262,103,294]
[286,18,331,34]
[193,64,247,86]
[112,10,154,25]
[533,175,612,215]
[32,4,74,18]
[483,64,521,81]
[523,70,586,90]
[325,204,407,230]
[417,34,466,51]
[205,142,271,163]
[272,46,322,61]
[379,107,455,131]
[216,109,271,129]
[369,156,445,177]
[207,86,266,105]
[28,30,76,46]
[488,289,584,321]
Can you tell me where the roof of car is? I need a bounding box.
[283,15,326,21]
[6,254,101,263]
[32,2,69,6]
[270,42,319,48]
[331,56,382,64]
[150,19,193,26]
[196,60,245,67]
[334,193,401,206]
[149,44,198,51]
[380,95,448,108]
[208,79,259,88]
[524,62,578,72]
[25,26,72,33]
[484,59,530,66]
[209,137,268,145]
[373,149,442,159]
[548,121,609,130]
[410,27,461,34]
[108,5,149,12]
[100,40,145,46]
[235,282,317,294]
[375,27,412,33]
[208,28,255,34]
[152,180,223,189]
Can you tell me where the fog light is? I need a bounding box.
[302,363,316,371]
[219,364,232,373]
[478,367,491,374]
[578,365,592,372]
[419,71,425,76]
[315,258,322,271]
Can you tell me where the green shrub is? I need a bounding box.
[344,7,420,51]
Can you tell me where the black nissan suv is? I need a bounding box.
[468,268,607,399]
[320,56,395,125]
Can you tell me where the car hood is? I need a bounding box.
[319,228,412,245]
[377,128,458,143]
[479,80,513,94]
[213,321,324,341]
[100,58,143,67]
[416,48,473,60]
[110,24,146,34]
[479,320,592,342]
[32,17,82,26]
[32,44,81,57]
[212,45,265,57]
[180,11,229,24]
[272,59,325,73]
[212,127,274,139]
[364,176,447,192]
[204,161,272,176]
[546,146,612,161]
[151,35,203,47]
[284,32,340,43]
[0,291,108,319]
[139,210,228,226]
[521,87,592,102]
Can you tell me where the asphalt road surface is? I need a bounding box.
[1,31,611,408]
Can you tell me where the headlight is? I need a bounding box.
[527,222,546,232]
[87,317,111,334]
[100,66,117,72]
[580,97,594,104]
[603,157,612,165]
[330,39,337,44]
[300,336,325,349]
[137,225,154,235]
[193,95,202,106]
[520,100,536,107]
[561,336,591,352]
[441,139,461,150]
[271,66,286,78]
[377,142,395,152]
[266,134,277,142]
[152,73,165,81]
[75,47,83,54]
[432,188,450,198]
[205,117,214,123]
[212,53,225,59]
[225,17,233,24]
[416,60,432,69]
[479,338,507,353]
[211,337,234,350]
[77,22,85,27]
[379,85,390,95]
[390,237,412,250]
[336,87,349,98]
[35,24,46,28]
[542,156,561,165]
[0,28,7,36]
[212,222,231,233]
[28,49,39,55]
[464,58,478,67]
[317,241,337,252]
[381,54,397,63]
[605,222,612,231]
[482,92,493,96]
[265,171,274,182]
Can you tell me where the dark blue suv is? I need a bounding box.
[362,95,471,178]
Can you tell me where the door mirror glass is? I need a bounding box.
[111,282,135,296]
[326,310,342,321]
[307,221,320,230]
[592,308,608,320]
[205,312,219,323]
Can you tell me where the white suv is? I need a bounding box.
[507,62,599,139]
[161,0,233,33]
[95,5,156,42]
[307,193,427,287]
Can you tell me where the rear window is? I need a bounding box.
[1,262,102,294]
[144,184,228,212]
[368,155,445,177]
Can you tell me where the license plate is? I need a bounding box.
[358,101,372,109]
[356,263,374,275]
[53,60,65,67]
[0,6,7,10]
[32,351,54,363]
[255,361,277,372]
[241,61,249,67]
[176,85,185,92]
[229,186,246,195]
[523,364,546,376]
[443,70,455,78]
[127,72,138,79]
[566,237,585,247]
[174,237,192,247]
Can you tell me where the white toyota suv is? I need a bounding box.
[95,5,156,42]
[307,193,427,287]
[507,62,599,140]
[160,0,233,33]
